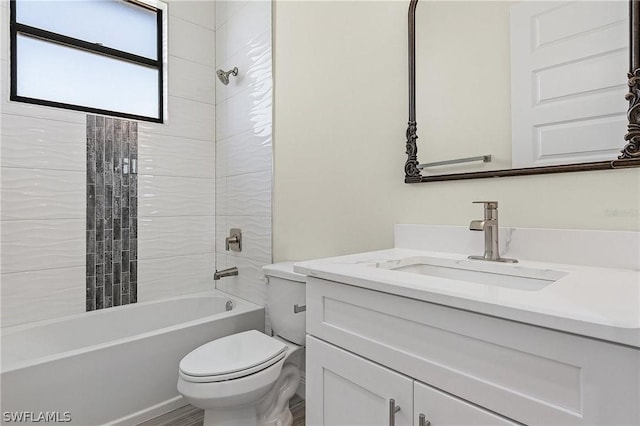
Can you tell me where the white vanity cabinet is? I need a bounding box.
[305,276,640,426]
[306,335,413,426]
[413,381,519,426]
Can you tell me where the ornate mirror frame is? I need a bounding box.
[405,0,640,183]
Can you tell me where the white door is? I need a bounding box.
[510,1,628,167]
[306,336,413,426]
[413,381,520,426]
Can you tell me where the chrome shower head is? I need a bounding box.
[216,67,238,85]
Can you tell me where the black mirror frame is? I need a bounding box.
[405,0,640,183]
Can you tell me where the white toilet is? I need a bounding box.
[177,263,306,426]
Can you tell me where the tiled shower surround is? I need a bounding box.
[86,115,138,310]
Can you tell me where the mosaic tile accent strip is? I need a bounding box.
[86,115,138,311]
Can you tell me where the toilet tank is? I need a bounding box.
[263,262,306,345]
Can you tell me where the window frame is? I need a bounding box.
[9,0,164,123]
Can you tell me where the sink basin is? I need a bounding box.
[374,256,567,291]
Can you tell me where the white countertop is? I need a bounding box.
[295,248,640,348]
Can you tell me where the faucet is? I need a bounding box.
[214,267,239,280]
[468,201,517,263]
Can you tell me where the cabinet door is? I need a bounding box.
[414,381,520,426]
[306,336,413,426]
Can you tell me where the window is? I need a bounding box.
[10,0,164,122]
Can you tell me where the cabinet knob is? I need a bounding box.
[389,399,401,426]
[419,413,431,426]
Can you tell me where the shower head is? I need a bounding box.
[216,67,238,85]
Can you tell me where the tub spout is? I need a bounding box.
[214,267,238,280]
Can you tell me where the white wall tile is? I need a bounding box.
[216,87,251,139]
[1,219,85,273]
[0,168,85,220]
[215,0,227,30]
[225,1,271,59]
[1,89,86,126]
[168,56,215,105]
[222,255,268,306]
[225,215,271,263]
[138,133,215,178]
[1,115,86,171]
[139,174,214,217]
[0,5,7,62]
[214,253,229,292]
[138,216,215,260]
[215,0,273,309]
[216,29,271,104]
[215,177,228,216]
[168,0,216,30]
[138,253,215,301]
[169,15,216,67]
[215,94,228,139]
[227,170,271,217]
[1,267,85,327]
[139,96,215,142]
[219,86,272,141]
[0,0,220,328]
[224,129,272,176]
[216,215,228,254]
[215,21,227,69]
[216,138,228,178]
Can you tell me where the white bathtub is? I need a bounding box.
[0,291,264,425]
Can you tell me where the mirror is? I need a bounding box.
[405,0,640,183]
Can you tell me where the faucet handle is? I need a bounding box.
[472,201,498,209]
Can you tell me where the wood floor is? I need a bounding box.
[138,395,305,426]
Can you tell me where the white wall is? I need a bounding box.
[137,1,217,302]
[0,0,217,327]
[214,1,273,310]
[272,0,640,262]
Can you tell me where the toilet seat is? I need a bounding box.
[179,330,288,383]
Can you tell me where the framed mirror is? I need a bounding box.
[405,0,640,183]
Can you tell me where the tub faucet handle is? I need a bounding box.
[225,228,242,252]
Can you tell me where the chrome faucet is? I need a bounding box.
[214,267,239,280]
[468,201,517,263]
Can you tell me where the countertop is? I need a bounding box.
[295,248,640,348]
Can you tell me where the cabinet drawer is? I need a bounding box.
[414,381,519,426]
[307,277,640,425]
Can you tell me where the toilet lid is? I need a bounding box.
[179,330,287,379]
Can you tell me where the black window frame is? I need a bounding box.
[9,0,164,123]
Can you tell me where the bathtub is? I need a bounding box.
[0,291,264,426]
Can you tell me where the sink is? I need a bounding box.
[374,256,567,291]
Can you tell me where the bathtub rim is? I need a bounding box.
[1,290,264,374]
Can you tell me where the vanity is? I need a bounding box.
[295,224,640,426]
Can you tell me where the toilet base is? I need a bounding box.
[202,363,301,426]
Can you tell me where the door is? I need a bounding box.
[414,381,520,426]
[306,335,413,426]
[510,0,628,167]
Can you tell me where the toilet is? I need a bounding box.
[177,262,306,426]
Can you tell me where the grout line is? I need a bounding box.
[1,217,85,221]
[217,168,272,179]
[215,127,272,144]
[1,264,86,276]
[1,111,86,126]
[168,53,216,70]
[138,251,216,262]
[0,164,85,173]
[168,12,216,33]
[165,91,216,107]
[138,173,216,180]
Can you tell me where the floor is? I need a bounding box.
[138,395,305,426]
